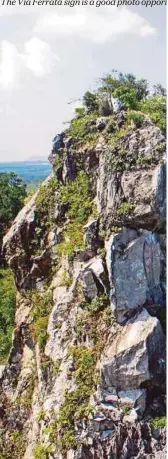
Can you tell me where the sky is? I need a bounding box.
[0,2,166,161]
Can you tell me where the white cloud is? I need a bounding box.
[34,7,157,42]
[0,37,59,89]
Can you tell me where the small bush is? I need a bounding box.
[57,222,85,257]
[59,171,92,223]
[151,416,166,429]
[117,202,135,217]
[81,294,108,313]
[0,430,26,459]
[140,95,166,132]
[33,443,53,459]
[127,110,144,127]
[30,290,53,351]
[0,268,16,363]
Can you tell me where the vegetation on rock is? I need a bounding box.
[30,290,53,350]
[0,172,26,255]
[0,268,16,363]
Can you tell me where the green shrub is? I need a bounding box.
[83,91,99,114]
[151,416,166,429]
[67,114,98,144]
[113,86,139,110]
[57,346,96,451]
[117,202,135,217]
[0,430,26,459]
[59,270,72,288]
[57,222,85,257]
[140,95,166,132]
[37,408,45,421]
[33,316,49,350]
[60,171,92,223]
[0,268,16,363]
[57,172,92,257]
[81,294,108,313]
[30,290,53,351]
[127,110,144,126]
[0,172,26,251]
[33,442,53,459]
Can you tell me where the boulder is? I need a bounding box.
[80,256,108,300]
[62,153,77,183]
[105,228,163,320]
[101,308,165,390]
[96,118,107,131]
[97,120,166,231]
[111,97,124,113]
[81,269,99,300]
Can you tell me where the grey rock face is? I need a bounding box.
[62,152,77,183]
[106,228,162,320]
[96,117,107,131]
[111,97,124,113]
[83,219,98,251]
[101,309,165,390]
[97,120,166,231]
[80,256,108,300]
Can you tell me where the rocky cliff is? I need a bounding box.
[0,107,166,459]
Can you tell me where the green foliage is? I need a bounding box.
[53,294,112,453]
[117,202,135,217]
[0,172,26,250]
[60,171,92,223]
[59,270,72,288]
[83,91,99,113]
[0,430,26,459]
[67,113,99,144]
[122,403,131,414]
[151,416,166,429]
[36,177,59,225]
[57,346,96,451]
[57,172,92,257]
[140,95,166,132]
[127,110,145,127]
[81,294,108,313]
[98,71,148,110]
[75,106,86,117]
[0,268,16,363]
[33,442,53,459]
[37,408,45,421]
[113,86,139,110]
[33,316,49,350]
[57,222,85,257]
[30,290,53,350]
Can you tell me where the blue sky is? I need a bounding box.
[0,3,166,161]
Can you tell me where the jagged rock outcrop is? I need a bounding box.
[0,109,166,459]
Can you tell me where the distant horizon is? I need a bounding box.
[0,158,49,163]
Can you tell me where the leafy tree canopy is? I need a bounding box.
[0,172,26,252]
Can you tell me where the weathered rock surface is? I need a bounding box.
[106,228,163,321]
[97,119,166,230]
[101,308,165,390]
[0,111,166,459]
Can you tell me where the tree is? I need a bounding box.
[83,91,99,113]
[0,172,26,257]
[113,86,139,110]
[153,84,166,97]
[98,71,149,110]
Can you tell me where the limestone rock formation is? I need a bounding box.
[0,105,166,459]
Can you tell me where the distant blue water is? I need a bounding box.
[0,161,52,183]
